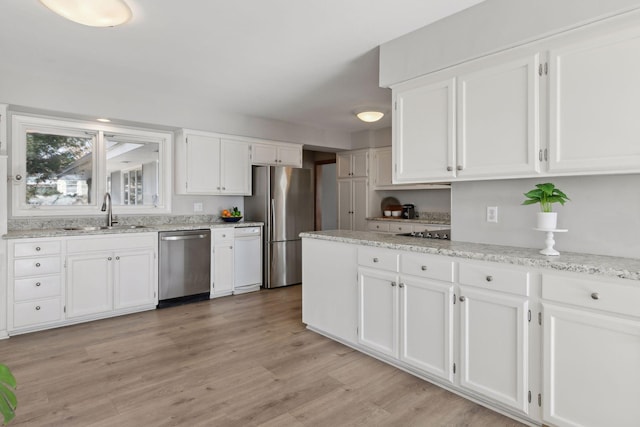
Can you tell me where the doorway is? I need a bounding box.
[314,160,337,230]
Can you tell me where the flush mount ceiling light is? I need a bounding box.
[356,111,384,123]
[96,118,111,123]
[39,0,132,27]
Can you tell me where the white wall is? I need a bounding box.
[380,0,640,86]
[374,188,451,218]
[172,194,244,216]
[351,127,392,149]
[451,175,640,258]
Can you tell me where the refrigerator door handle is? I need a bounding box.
[270,198,276,242]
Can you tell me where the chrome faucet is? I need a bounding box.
[101,192,118,227]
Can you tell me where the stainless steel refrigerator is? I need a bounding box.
[244,166,313,288]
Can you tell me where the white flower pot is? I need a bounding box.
[537,212,557,230]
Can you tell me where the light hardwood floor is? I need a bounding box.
[0,285,525,426]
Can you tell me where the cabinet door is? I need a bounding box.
[393,78,456,183]
[114,249,156,310]
[251,143,278,165]
[457,55,541,178]
[302,239,358,344]
[337,153,353,178]
[337,179,353,230]
[185,134,221,193]
[213,242,234,296]
[373,147,392,188]
[220,139,250,195]
[351,178,368,232]
[543,303,640,427]
[351,151,369,177]
[277,145,302,167]
[549,28,640,174]
[67,253,113,318]
[358,267,399,358]
[400,276,454,383]
[459,286,529,414]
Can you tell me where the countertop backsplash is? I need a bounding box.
[7,214,219,231]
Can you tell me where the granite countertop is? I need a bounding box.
[300,230,640,281]
[3,221,264,240]
[366,217,451,225]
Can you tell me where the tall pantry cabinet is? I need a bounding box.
[337,150,369,231]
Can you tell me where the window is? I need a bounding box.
[11,114,172,216]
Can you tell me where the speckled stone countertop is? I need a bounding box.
[367,211,450,225]
[300,230,640,281]
[3,221,263,239]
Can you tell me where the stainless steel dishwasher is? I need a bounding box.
[158,229,211,308]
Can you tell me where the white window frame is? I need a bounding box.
[11,114,172,217]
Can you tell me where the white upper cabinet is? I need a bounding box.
[337,150,368,178]
[251,141,302,167]
[548,27,640,174]
[175,130,251,195]
[457,54,541,178]
[393,77,456,183]
[371,147,393,188]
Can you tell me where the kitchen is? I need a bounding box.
[2,1,640,426]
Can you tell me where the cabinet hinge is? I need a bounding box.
[538,393,542,407]
[394,101,397,110]
[538,63,543,76]
[63,306,66,313]
[185,181,188,190]
[453,363,456,374]
[394,163,397,173]
[528,390,532,403]
[453,293,456,305]
[185,137,188,144]
[154,292,156,298]
[538,312,542,326]
[356,326,359,336]
[528,310,531,322]
[544,62,549,75]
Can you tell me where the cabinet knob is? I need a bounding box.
[35,262,41,267]
[217,187,221,190]
[591,292,600,300]
[222,187,226,190]
[15,174,22,181]
[222,234,226,238]
[108,257,112,261]
[398,227,402,230]
[391,282,396,287]
[229,246,233,249]
[486,275,493,282]
[115,256,120,260]
[35,282,41,287]
[421,265,427,271]
[459,296,466,302]
[373,257,379,263]
[447,166,453,172]
[35,246,41,251]
[35,306,41,311]
[457,165,463,171]
[399,283,405,288]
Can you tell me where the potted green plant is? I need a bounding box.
[0,364,17,424]
[522,183,570,230]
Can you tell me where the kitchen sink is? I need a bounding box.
[62,225,149,231]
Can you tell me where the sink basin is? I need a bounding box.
[62,226,103,231]
[62,225,149,231]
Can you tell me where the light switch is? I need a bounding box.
[194,202,203,212]
[487,206,498,223]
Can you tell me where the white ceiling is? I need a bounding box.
[0,0,485,134]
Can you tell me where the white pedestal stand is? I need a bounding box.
[534,228,568,256]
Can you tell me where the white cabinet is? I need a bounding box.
[211,228,234,297]
[358,266,399,357]
[337,177,367,231]
[175,130,251,195]
[8,238,64,331]
[66,234,157,320]
[371,147,393,188]
[337,150,368,178]
[251,142,302,167]
[393,77,456,183]
[458,263,530,415]
[542,273,640,427]
[548,27,640,174]
[302,238,358,344]
[457,54,541,178]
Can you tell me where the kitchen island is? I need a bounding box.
[300,231,640,427]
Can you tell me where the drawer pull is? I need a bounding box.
[421,265,427,271]
[35,306,41,311]
[486,275,493,282]
[591,292,600,300]
[373,257,379,263]
[35,246,41,251]
[459,296,466,302]
[35,282,41,287]
[35,262,41,268]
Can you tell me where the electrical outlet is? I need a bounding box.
[487,206,498,223]
[193,202,203,212]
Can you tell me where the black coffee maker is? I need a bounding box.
[402,204,416,219]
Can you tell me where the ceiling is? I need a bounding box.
[0,0,485,134]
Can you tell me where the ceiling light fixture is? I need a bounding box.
[39,0,133,27]
[356,111,384,123]
[96,118,111,123]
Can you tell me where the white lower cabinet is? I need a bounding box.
[358,267,399,357]
[66,252,113,318]
[542,273,640,427]
[211,228,234,297]
[114,249,156,310]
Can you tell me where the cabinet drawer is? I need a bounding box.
[14,257,61,277]
[389,223,411,234]
[14,276,61,302]
[368,222,390,232]
[358,247,398,271]
[459,263,529,296]
[542,274,640,318]
[14,240,61,257]
[400,253,455,282]
[212,229,234,241]
[13,298,62,328]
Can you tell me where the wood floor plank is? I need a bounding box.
[0,285,525,426]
